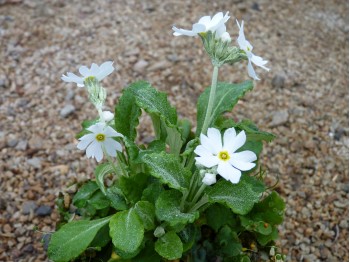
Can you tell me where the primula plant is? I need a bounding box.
[48,12,286,262]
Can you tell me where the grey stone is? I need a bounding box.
[269,110,289,127]
[35,205,52,216]
[133,60,148,73]
[27,157,41,169]
[60,104,75,118]
[271,74,285,89]
[7,139,18,148]
[15,140,27,151]
[65,89,75,101]
[22,201,37,215]
[0,198,6,210]
[42,234,51,251]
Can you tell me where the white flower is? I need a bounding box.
[172,12,231,41]
[202,173,217,186]
[101,111,114,122]
[236,20,269,80]
[194,127,257,184]
[61,61,115,87]
[77,122,123,162]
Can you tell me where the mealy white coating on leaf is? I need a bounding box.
[236,20,269,80]
[195,127,257,184]
[77,122,123,162]
[61,61,115,87]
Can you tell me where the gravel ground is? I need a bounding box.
[0,0,348,261]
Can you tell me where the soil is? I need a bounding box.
[0,0,348,261]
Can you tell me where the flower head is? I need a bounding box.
[101,111,114,122]
[173,12,231,41]
[194,127,257,184]
[236,20,269,80]
[61,61,115,87]
[202,173,217,186]
[77,122,123,162]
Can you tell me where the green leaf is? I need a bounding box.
[134,201,156,231]
[118,173,149,204]
[155,231,183,260]
[196,81,254,135]
[106,186,128,211]
[94,163,115,195]
[235,119,276,142]
[72,181,99,208]
[88,190,110,210]
[115,84,142,140]
[89,224,111,249]
[132,239,161,262]
[205,175,265,215]
[164,124,184,155]
[205,204,235,232]
[141,182,164,204]
[239,216,272,235]
[178,224,198,252]
[142,152,191,192]
[250,191,285,226]
[216,226,242,257]
[155,190,198,226]
[256,227,279,246]
[128,81,177,128]
[239,140,263,157]
[109,209,144,254]
[48,216,111,262]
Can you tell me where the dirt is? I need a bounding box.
[0,0,348,261]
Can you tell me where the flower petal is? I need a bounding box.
[251,54,269,71]
[103,138,122,157]
[200,133,218,155]
[86,140,103,162]
[232,150,257,162]
[229,159,256,171]
[195,155,219,168]
[224,130,247,153]
[79,65,91,77]
[207,128,222,152]
[194,144,213,157]
[104,126,123,138]
[247,59,260,80]
[192,23,207,34]
[217,162,242,184]
[77,133,95,150]
[90,63,100,75]
[95,61,115,81]
[198,15,211,27]
[223,128,237,149]
[172,26,198,37]
[87,122,105,134]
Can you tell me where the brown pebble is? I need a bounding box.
[3,224,12,233]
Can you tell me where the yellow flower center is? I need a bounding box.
[95,133,105,142]
[218,151,230,161]
[85,76,96,82]
[246,47,250,51]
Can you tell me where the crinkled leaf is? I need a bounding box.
[118,173,149,204]
[216,226,242,257]
[48,216,111,262]
[155,231,183,260]
[249,191,285,225]
[196,81,254,135]
[178,224,198,252]
[106,186,128,211]
[205,204,235,232]
[155,190,198,226]
[134,201,156,231]
[142,152,191,192]
[132,239,161,262]
[205,175,265,215]
[88,190,110,210]
[141,181,164,204]
[94,163,114,195]
[256,227,279,246]
[115,84,142,140]
[72,181,99,208]
[109,209,144,254]
[128,81,177,127]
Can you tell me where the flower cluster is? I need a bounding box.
[172,12,269,80]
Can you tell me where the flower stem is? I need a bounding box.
[190,183,206,205]
[188,195,209,213]
[201,65,219,135]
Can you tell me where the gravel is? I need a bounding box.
[0,0,348,261]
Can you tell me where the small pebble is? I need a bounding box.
[35,205,52,216]
[22,201,37,215]
[269,110,289,127]
[27,157,41,169]
[60,104,75,118]
[133,60,148,73]
[271,74,285,89]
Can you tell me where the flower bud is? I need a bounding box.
[202,173,216,186]
[102,111,114,122]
